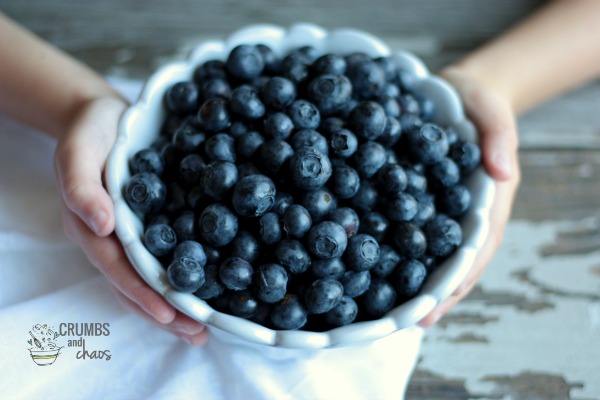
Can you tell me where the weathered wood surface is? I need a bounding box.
[4,1,600,398]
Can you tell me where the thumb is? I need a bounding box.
[54,97,127,236]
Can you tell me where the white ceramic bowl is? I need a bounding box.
[106,23,495,349]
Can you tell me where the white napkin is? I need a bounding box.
[0,78,423,400]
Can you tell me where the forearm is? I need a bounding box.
[445,0,600,115]
[0,12,125,139]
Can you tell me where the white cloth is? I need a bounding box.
[0,78,423,400]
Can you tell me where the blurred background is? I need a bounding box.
[3,1,600,399]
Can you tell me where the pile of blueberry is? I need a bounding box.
[124,42,481,331]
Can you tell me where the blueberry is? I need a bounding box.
[167,256,206,293]
[328,128,358,158]
[374,56,398,82]
[263,112,294,140]
[236,131,265,159]
[393,222,427,259]
[185,185,206,210]
[275,239,312,274]
[179,154,206,187]
[228,120,249,138]
[289,147,332,190]
[349,101,387,140]
[353,141,387,178]
[381,83,401,98]
[259,212,283,245]
[130,148,164,175]
[203,245,221,265]
[346,60,386,99]
[237,162,261,179]
[198,98,231,132]
[282,204,312,238]
[172,210,196,242]
[320,117,346,136]
[307,74,352,116]
[194,264,224,300]
[174,240,207,265]
[202,160,238,200]
[226,44,265,81]
[287,100,321,130]
[279,52,312,84]
[350,181,378,213]
[386,192,419,222]
[311,257,346,280]
[147,213,170,227]
[312,54,347,75]
[230,85,266,120]
[230,231,260,263]
[125,172,166,217]
[272,192,294,216]
[297,45,319,61]
[194,59,227,83]
[198,203,238,247]
[362,278,397,317]
[219,257,253,290]
[301,187,337,222]
[329,165,360,199]
[372,244,402,278]
[307,221,348,259]
[258,139,294,176]
[324,296,358,327]
[437,184,471,217]
[326,207,360,238]
[290,129,328,155]
[260,77,297,110]
[201,77,232,100]
[393,259,427,298]
[229,290,259,318]
[405,123,449,165]
[304,278,344,314]
[413,197,436,226]
[423,215,463,257]
[377,116,402,148]
[256,44,279,74]
[204,133,236,163]
[344,233,380,271]
[172,122,206,153]
[270,294,308,330]
[449,140,481,175]
[254,263,288,303]
[377,163,408,193]
[165,183,186,214]
[404,168,428,197]
[428,157,461,190]
[143,223,177,257]
[359,211,389,242]
[377,96,400,118]
[164,81,199,115]
[340,270,371,298]
[231,174,276,217]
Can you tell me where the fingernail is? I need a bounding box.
[493,151,512,178]
[90,210,108,234]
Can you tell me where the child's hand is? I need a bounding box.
[54,96,208,345]
[419,67,521,327]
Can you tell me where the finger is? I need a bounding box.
[54,98,127,237]
[60,202,176,324]
[108,284,208,346]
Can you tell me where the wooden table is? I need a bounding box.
[5,1,599,398]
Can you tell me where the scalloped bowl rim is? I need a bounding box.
[106,23,495,349]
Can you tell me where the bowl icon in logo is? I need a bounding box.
[29,348,62,366]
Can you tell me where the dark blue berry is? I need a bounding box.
[275,239,312,274]
[130,148,164,175]
[413,197,436,226]
[270,294,307,330]
[290,129,328,155]
[204,133,236,163]
[353,141,387,178]
[346,60,386,99]
[203,245,221,265]
[287,100,321,130]
[272,192,294,216]
[125,172,166,217]
[423,215,463,257]
[374,56,398,82]
[428,158,461,189]
[202,160,238,200]
[377,96,400,118]
[236,131,265,159]
[386,192,419,222]
[229,290,259,318]
[301,187,337,222]
[172,210,196,242]
[311,257,346,280]
[377,163,408,193]
[405,123,449,165]
[230,85,266,120]
[254,263,288,303]
[328,128,358,159]
[236,162,261,179]
[194,59,226,83]
[328,164,360,200]
[344,233,380,271]
[350,181,378,213]
[449,140,481,175]
[258,139,294,175]
[307,74,352,116]
[201,77,231,100]
[259,212,283,245]
[340,270,371,298]
[219,257,253,290]
[198,98,231,132]
[144,223,177,257]
[172,122,206,153]
[349,101,387,140]
[165,81,199,115]
[304,278,344,314]
[230,231,260,264]
[179,154,206,187]
[393,222,427,259]
[289,147,332,190]
[362,278,396,317]
[231,174,276,217]
[198,203,238,247]
[312,54,347,75]
[174,240,207,265]
[377,116,402,148]
[167,256,206,293]
[307,221,348,259]
[228,120,249,138]
[393,259,427,298]
[372,244,402,278]
[324,296,358,327]
[279,52,312,84]
[263,112,294,140]
[194,264,224,300]
[359,211,389,242]
[404,168,428,197]
[226,45,265,81]
[437,184,471,217]
[326,207,360,238]
[282,204,312,238]
[256,44,279,74]
[260,77,296,110]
